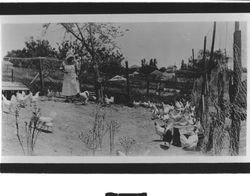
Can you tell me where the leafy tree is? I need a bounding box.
[24,37,58,57]
[5,37,58,68]
[139,58,158,75]
[43,23,128,102]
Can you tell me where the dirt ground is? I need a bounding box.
[1,98,246,156]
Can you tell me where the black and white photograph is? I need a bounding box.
[0,13,249,164]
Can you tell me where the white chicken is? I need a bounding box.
[16,91,30,106]
[116,150,126,156]
[30,92,40,103]
[105,95,114,105]
[133,100,141,107]
[154,121,169,139]
[170,110,182,120]
[180,129,199,150]
[2,94,17,113]
[190,106,195,112]
[80,91,89,104]
[141,102,149,108]
[54,91,61,97]
[162,102,174,114]
[160,113,170,121]
[39,111,57,129]
[185,101,190,109]
[175,101,182,109]
[47,89,54,100]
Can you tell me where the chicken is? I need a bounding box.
[80,91,89,104]
[175,101,182,109]
[141,102,149,108]
[154,121,166,139]
[170,110,182,120]
[47,89,54,99]
[16,91,30,106]
[105,95,114,105]
[39,112,57,129]
[185,101,190,109]
[160,113,170,121]
[151,104,159,115]
[133,100,141,107]
[30,92,40,103]
[180,130,199,150]
[191,106,195,112]
[2,94,17,113]
[162,102,174,114]
[116,150,126,156]
[54,91,61,97]
[194,119,203,133]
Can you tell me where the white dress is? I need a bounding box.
[61,62,80,96]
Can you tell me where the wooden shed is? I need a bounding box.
[2,81,30,99]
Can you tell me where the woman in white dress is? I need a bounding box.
[61,51,80,102]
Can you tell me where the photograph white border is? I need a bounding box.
[0,13,249,163]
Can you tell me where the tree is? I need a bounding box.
[159,67,167,72]
[43,23,127,102]
[5,37,58,69]
[6,37,57,59]
[153,58,157,67]
[25,37,58,58]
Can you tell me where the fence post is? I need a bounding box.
[229,21,242,155]
[200,36,207,124]
[11,69,14,82]
[146,77,150,98]
[192,48,195,68]
[39,57,45,95]
[208,22,216,80]
[125,61,131,105]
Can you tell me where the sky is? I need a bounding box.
[1,22,247,68]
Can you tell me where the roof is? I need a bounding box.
[130,65,141,69]
[132,71,139,75]
[150,70,162,76]
[109,75,127,82]
[160,72,175,81]
[2,81,29,91]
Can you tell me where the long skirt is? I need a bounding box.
[62,74,80,96]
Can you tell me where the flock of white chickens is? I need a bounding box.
[2,89,116,132]
[2,91,57,130]
[133,99,203,151]
[2,88,202,154]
